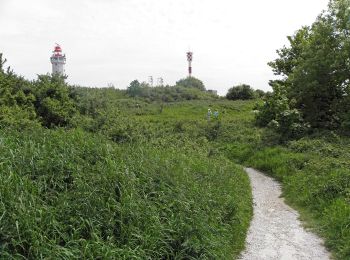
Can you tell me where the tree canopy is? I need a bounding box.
[257,0,350,136]
[226,84,255,100]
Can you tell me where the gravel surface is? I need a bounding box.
[239,168,331,260]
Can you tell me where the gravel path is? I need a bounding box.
[239,168,331,260]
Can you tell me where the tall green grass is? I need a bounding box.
[0,128,252,259]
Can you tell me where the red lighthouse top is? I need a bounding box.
[53,44,63,57]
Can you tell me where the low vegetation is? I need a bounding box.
[0,126,252,259]
[0,58,253,258]
[1,1,349,259]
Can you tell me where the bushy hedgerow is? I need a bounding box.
[125,78,215,101]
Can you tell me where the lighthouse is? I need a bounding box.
[50,44,66,75]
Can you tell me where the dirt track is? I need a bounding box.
[239,168,331,260]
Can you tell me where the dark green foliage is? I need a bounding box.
[254,89,265,98]
[33,74,77,127]
[255,82,290,127]
[255,82,309,141]
[273,109,310,140]
[0,54,77,128]
[226,84,255,100]
[262,0,350,133]
[0,55,39,128]
[126,79,143,97]
[176,77,206,91]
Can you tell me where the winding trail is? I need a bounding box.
[239,168,331,260]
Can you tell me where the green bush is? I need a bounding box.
[176,77,206,91]
[0,56,39,128]
[226,84,255,101]
[0,54,78,129]
[34,74,77,127]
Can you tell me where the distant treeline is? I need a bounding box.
[0,53,266,130]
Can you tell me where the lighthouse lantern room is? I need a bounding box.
[50,44,66,75]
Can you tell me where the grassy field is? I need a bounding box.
[1,96,349,259]
[122,99,350,259]
[0,100,254,259]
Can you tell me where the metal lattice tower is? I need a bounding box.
[50,44,66,75]
[148,76,153,86]
[157,77,164,86]
[186,51,193,77]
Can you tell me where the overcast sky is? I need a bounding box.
[0,0,329,95]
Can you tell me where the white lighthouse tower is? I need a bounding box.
[50,44,66,75]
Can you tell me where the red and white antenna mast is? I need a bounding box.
[186,51,193,77]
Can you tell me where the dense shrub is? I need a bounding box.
[33,74,77,127]
[226,84,255,100]
[0,55,39,128]
[176,77,206,91]
[126,79,143,97]
[0,54,77,128]
[254,89,266,98]
[255,82,309,140]
[255,82,289,127]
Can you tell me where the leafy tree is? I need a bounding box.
[254,89,266,98]
[260,0,350,133]
[268,27,311,78]
[176,77,206,91]
[126,80,144,97]
[226,84,255,100]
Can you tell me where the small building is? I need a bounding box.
[207,89,218,95]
